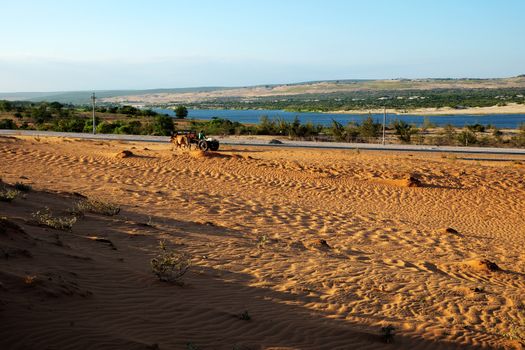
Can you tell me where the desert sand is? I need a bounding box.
[399,103,525,116]
[1,135,525,349]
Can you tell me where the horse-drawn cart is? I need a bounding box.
[171,131,220,151]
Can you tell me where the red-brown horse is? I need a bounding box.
[170,134,192,150]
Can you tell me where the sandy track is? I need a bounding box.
[1,135,525,349]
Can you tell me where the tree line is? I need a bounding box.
[0,100,190,136]
[188,115,525,148]
[186,88,525,112]
[1,100,524,147]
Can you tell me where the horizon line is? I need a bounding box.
[1,74,525,95]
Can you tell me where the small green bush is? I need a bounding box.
[174,105,188,118]
[393,119,417,143]
[152,115,175,136]
[0,118,17,129]
[466,123,486,133]
[457,130,477,146]
[96,121,118,134]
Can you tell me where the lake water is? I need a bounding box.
[154,108,525,129]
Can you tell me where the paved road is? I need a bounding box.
[2,129,525,156]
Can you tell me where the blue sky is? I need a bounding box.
[1,0,524,92]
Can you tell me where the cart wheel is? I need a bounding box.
[198,140,209,151]
[209,141,220,151]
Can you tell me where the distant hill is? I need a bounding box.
[100,76,525,105]
[0,87,233,104]
[2,76,525,105]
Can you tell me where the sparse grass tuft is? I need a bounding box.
[24,275,38,286]
[186,343,200,350]
[144,216,155,227]
[502,319,525,345]
[14,182,32,192]
[151,241,191,283]
[32,207,77,231]
[73,198,120,216]
[238,310,251,321]
[381,325,396,343]
[256,234,268,249]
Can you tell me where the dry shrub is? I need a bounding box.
[32,207,77,231]
[381,325,396,343]
[14,182,32,192]
[151,241,191,283]
[24,275,38,286]
[256,234,269,249]
[73,199,120,216]
[238,310,251,321]
[0,186,20,202]
[504,326,525,345]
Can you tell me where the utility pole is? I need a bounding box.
[91,93,96,135]
[382,107,386,145]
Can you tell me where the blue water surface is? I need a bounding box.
[154,108,525,129]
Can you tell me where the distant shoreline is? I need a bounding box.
[325,103,525,116]
[156,103,525,117]
[155,104,525,117]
